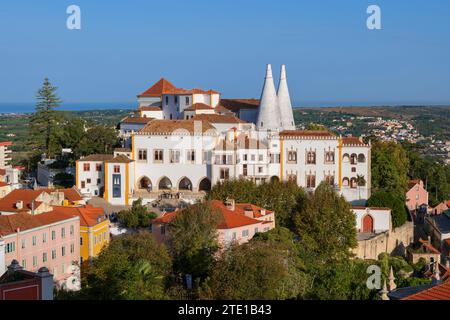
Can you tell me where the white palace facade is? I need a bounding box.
[75,65,371,206]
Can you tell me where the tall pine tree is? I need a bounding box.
[29,78,62,158]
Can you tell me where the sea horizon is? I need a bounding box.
[0,101,449,114]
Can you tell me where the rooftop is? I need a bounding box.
[279,130,336,138]
[139,119,216,135]
[191,114,246,124]
[78,154,114,162]
[51,205,106,227]
[121,115,155,124]
[402,280,450,300]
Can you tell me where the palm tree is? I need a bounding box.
[356,174,366,200]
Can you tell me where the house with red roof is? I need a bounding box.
[406,179,429,212]
[152,199,275,248]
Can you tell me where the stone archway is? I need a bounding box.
[178,177,193,191]
[270,176,280,183]
[138,176,152,190]
[158,177,173,190]
[198,177,211,192]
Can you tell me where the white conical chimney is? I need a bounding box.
[256,64,280,131]
[277,64,295,130]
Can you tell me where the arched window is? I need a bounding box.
[270,176,280,184]
[358,154,366,163]
[198,178,211,192]
[350,178,358,188]
[342,153,350,163]
[158,177,172,190]
[350,154,357,165]
[342,177,350,187]
[139,177,152,190]
[178,177,193,191]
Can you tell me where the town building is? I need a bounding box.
[0,141,12,168]
[425,211,450,252]
[76,65,372,207]
[406,179,429,212]
[0,260,54,300]
[51,205,109,264]
[406,238,441,264]
[152,199,275,248]
[0,209,81,289]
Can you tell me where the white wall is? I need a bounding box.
[353,207,391,233]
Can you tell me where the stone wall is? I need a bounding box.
[353,222,414,260]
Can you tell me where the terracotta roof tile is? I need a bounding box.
[403,280,450,300]
[184,103,214,111]
[0,141,13,147]
[191,114,246,124]
[78,154,114,162]
[219,99,260,113]
[342,136,367,146]
[0,181,8,187]
[121,116,154,124]
[279,130,336,138]
[51,205,106,227]
[138,78,177,97]
[105,154,133,164]
[139,119,216,135]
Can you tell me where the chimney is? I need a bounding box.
[224,198,235,211]
[243,206,254,218]
[256,64,280,131]
[277,64,295,130]
[15,200,23,210]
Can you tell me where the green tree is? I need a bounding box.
[356,174,366,200]
[201,240,309,300]
[168,202,220,282]
[29,78,63,157]
[82,231,171,300]
[368,191,409,228]
[53,172,75,188]
[295,182,357,264]
[117,198,157,229]
[371,141,409,194]
[78,124,119,155]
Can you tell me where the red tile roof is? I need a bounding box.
[0,188,82,213]
[51,205,106,227]
[0,181,8,187]
[139,119,216,135]
[184,103,214,111]
[403,280,450,300]
[0,211,79,236]
[0,141,13,147]
[191,114,246,124]
[153,200,273,230]
[138,78,177,97]
[0,169,6,176]
[418,238,441,254]
[78,154,114,162]
[138,106,162,111]
[408,179,422,189]
[342,136,367,146]
[121,116,154,124]
[219,99,260,113]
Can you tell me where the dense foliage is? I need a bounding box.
[117,198,157,229]
[367,191,409,228]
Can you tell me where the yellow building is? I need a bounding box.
[52,205,110,264]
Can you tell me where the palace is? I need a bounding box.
[76,65,371,206]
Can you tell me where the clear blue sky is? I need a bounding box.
[1,0,449,106]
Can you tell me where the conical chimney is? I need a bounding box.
[277,64,296,130]
[256,64,280,131]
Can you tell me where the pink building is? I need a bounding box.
[152,199,275,248]
[0,210,80,290]
[406,179,429,212]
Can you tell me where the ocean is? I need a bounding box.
[0,102,135,114]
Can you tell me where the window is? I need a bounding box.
[62,246,66,257]
[87,178,91,184]
[83,163,90,171]
[270,153,280,164]
[202,151,211,164]
[165,96,169,105]
[62,264,66,275]
[287,150,297,163]
[81,181,85,188]
[258,167,263,173]
[43,233,47,243]
[161,225,166,235]
[306,174,316,188]
[154,149,164,162]
[255,227,259,233]
[61,228,65,239]
[43,252,47,263]
[70,225,74,236]
[22,259,27,269]
[186,150,195,163]
[70,243,74,254]
[114,165,120,173]
[251,154,256,161]
[104,231,107,243]
[112,174,121,198]
[232,232,237,240]
[185,97,190,104]
[167,150,179,164]
[287,174,297,183]
[325,151,335,163]
[96,163,102,171]
[227,155,233,165]
[21,239,26,249]
[138,149,147,161]
[6,242,15,253]
[351,167,356,173]
[243,164,248,176]
[33,256,37,267]
[80,237,83,245]
[242,229,249,237]
[52,230,56,240]
[258,154,263,162]
[32,236,37,246]
[243,154,248,161]
[52,250,56,260]
[220,168,230,180]
[94,236,97,245]
[97,178,101,184]
[175,96,178,104]
[99,234,102,243]
[325,175,335,186]
[306,151,316,164]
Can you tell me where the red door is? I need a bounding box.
[362,215,374,233]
